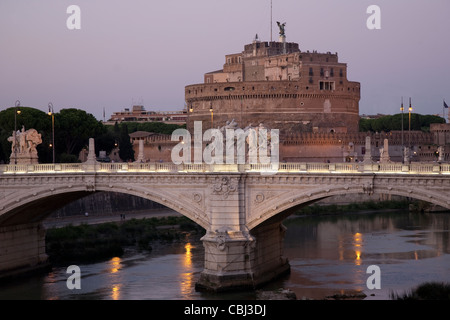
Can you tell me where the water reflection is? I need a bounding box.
[109,257,121,274]
[353,232,363,266]
[111,285,121,300]
[184,243,193,267]
[180,243,194,297]
[0,211,449,300]
[281,211,450,299]
[107,257,122,299]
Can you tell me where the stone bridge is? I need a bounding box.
[1,160,450,291]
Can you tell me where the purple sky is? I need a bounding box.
[1,0,449,121]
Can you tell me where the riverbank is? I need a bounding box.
[43,208,182,229]
[294,199,450,216]
[293,199,410,216]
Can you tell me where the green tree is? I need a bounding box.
[118,123,134,161]
[0,107,52,163]
[54,108,106,158]
[120,121,185,135]
[95,130,116,157]
[359,113,445,132]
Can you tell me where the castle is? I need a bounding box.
[185,34,360,135]
[126,31,449,164]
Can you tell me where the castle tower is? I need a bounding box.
[186,36,360,136]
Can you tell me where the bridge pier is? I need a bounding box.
[195,221,290,292]
[0,222,49,281]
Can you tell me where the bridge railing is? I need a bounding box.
[0,161,449,175]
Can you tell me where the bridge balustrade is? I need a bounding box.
[377,163,403,172]
[441,164,450,173]
[0,162,449,175]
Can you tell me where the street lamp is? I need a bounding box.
[48,103,55,164]
[400,97,404,163]
[209,103,213,129]
[408,98,413,161]
[14,100,21,165]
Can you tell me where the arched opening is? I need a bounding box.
[0,187,208,282]
[0,186,209,230]
[248,186,450,231]
[254,190,450,299]
[246,187,450,298]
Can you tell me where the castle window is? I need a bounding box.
[309,68,313,76]
[319,81,335,91]
[330,68,334,77]
[320,68,324,77]
[309,77,313,84]
[340,69,343,77]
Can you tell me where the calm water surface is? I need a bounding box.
[1,210,449,300]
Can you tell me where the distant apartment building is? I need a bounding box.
[107,105,187,125]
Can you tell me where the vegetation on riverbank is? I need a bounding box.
[390,282,450,300]
[294,199,410,216]
[45,216,204,265]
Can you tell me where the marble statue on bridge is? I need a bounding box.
[8,126,42,165]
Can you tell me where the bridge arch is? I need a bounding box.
[0,184,209,230]
[248,184,450,230]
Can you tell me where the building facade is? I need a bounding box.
[108,105,187,125]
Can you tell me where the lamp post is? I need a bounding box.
[14,100,21,165]
[48,103,55,164]
[209,103,213,129]
[408,98,412,162]
[400,97,404,163]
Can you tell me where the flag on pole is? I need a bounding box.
[444,100,449,109]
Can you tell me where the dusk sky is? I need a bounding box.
[1,0,449,121]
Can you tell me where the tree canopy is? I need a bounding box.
[0,107,52,163]
[54,108,105,158]
[0,106,185,164]
[359,113,445,132]
[122,121,185,135]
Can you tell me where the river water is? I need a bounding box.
[0,210,449,300]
